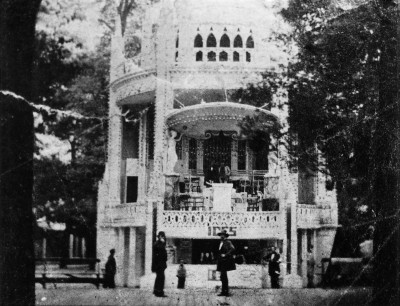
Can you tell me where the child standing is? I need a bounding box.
[176,260,187,289]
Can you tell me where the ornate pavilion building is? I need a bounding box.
[97,0,338,288]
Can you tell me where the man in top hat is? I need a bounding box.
[103,249,116,288]
[152,231,168,297]
[265,246,281,288]
[216,229,236,296]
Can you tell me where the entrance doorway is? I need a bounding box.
[203,132,232,174]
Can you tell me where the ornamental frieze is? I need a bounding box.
[111,69,157,104]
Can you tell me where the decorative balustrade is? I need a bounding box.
[101,203,147,227]
[296,204,335,228]
[159,210,284,239]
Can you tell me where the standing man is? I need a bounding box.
[103,249,116,288]
[307,245,316,288]
[152,231,168,297]
[216,230,236,296]
[267,246,281,288]
[218,162,231,183]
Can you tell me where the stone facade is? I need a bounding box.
[97,0,338,288]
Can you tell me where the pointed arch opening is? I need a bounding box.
[246,52,251,62]
[219,51,228,61]
[220,34,230,48]
[194,34,203,47]
[246,36,254,48]
[234,35,243,48]
[196,51,203,62]
[233,51,240,62]
[208,51,216,61]
[206,33,217,47]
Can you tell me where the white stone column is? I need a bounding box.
[197,140,204,174]
[108,93,123,207]
[182,137,189,173]
[301,230,307,285]
[69,234,74,258]
[82,238,86,258]
[283,200,303,287]
[147,0,174,199]
[231,140,238,172]
[144,200,154,275]
[115,227,124,286]
[42,237,47,258]
[128,227,137,287]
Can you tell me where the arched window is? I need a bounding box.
[196,51,203,61]
[194,34,203,47]
[233,51,240,62]
[246,36,254,48]
[208,51,216,61]
[220,34,230,47]
[206,33,217,47]
[234,35,243,48]
[246,52,251,62]
[219,51,228,61]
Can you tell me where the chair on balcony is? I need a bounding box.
[247,197,259,211]
[191,177,201,193]
[253,179,264,193]
[182,197,195,211]
[184,177,191,193]
[239,179,251,193]
[193,197,205,211]
[232,196,247,212]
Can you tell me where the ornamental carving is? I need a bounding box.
[112,70,157,104]
[161,211,282,229]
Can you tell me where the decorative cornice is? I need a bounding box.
[170,66,273,75]
[111,69,157,92]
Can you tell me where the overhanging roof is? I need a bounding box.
[166,102,279,139]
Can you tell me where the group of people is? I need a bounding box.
[102,232,316,296]
[206,162,231,185]
[150,229,236,297]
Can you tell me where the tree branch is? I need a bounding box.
[98,18,114,31]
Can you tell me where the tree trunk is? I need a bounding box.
[0,93,35,306]
[0,0,42,100]
[371,1,400,305]
[0,1,41,305]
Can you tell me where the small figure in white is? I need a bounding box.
[165,129,178,175]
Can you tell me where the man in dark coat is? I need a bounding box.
[152,231,168,297]
[103,249,116,288]
[266,246,280,288]
[216,230,236,296]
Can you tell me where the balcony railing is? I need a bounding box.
[101,203,147,227]
[159,210,284,239]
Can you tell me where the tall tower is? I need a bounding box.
[97,0,338,289]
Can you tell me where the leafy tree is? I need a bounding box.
[278,0,398,302]
[31,0,110,258]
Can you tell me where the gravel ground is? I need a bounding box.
[35,287,372,306]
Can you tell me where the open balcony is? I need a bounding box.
[158,209,285,239]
